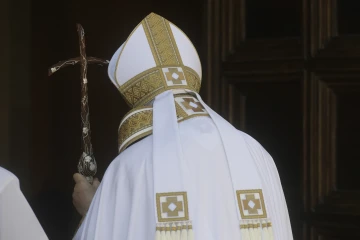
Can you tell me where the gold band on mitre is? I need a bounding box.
[113,13,202,108]
[119,65,201,108]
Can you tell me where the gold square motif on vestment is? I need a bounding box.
[156,192,189,222]
[236,189,267,219]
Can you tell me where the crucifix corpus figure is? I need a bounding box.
[48,24,109,184]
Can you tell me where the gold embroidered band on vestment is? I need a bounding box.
[118,94,209,153]
[236,189,274,239]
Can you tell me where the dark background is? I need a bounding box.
[1,0,360,239]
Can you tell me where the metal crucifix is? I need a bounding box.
[48,24,109,184]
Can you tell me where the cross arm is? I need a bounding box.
[48,57,109,76]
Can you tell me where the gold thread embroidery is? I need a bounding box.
[118,95,210,152]
[118,110,153,145]
[236,189,268,219]
[162,197,184,217]
[120,68,164,107]
[165,68,185,85]
[181,97,205,113]
[175,102,188,119]
[119,130,153,153]
[142,19,160,66]
[184,66,201,92]
[142,13,182,66]
[114,13,201,108]
[113,21,143,89]
[156,192,189,222]
[171,24,202,75]
[177,114,209,123]
[118,66,200,108]
[165,20,183,66]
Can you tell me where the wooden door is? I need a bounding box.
[203,0,360,239]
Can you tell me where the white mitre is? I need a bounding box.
[108,12,202,108]
[0,167,48,240]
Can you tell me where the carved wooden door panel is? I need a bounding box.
[203,0,360,239]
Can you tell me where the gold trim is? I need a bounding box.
[178,114,209,123]
[175,101,188,119]
[165,20,183,66]
[118,110,153,145]
[184,66,201,93]
[119,68,164,107]
[171,24,202,78]
[113,13,202,108]
[119,130,152,153]
[119,106,151,128]
[118,94,210,152]
[156,192,189,222]
[119,66,200,108]
[142,19,160,66]
[142,13,183,66]
[119,114,209,153]
[114,21,143,89]
[236,189,268,219]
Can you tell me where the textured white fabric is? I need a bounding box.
[0,167,48,240]
[115,25,156,85]
[153,91,186,197]
[107,43,124,86]
[74,109,293,239]
[170,24,202,80]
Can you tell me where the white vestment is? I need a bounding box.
[0,167,48,240]
[74,115,293,240]
[75,12,293,240]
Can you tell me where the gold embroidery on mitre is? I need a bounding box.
[114,13,201,108]
[118,94,209,152]
[119,68,164,107]
[184,66,201,93]
[163,67,186,86]
[142,13,183,66]
[119,66,200,108]
[236,189,268,219]
[156,192,189,222]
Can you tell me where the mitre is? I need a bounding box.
[108,12,202,108]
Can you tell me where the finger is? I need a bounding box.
[93,178,100,189]
[74,181,90,192]
[73,173,87,183]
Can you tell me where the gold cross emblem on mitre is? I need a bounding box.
[165,68,185,85]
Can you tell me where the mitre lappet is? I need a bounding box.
[74,12,293,240]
